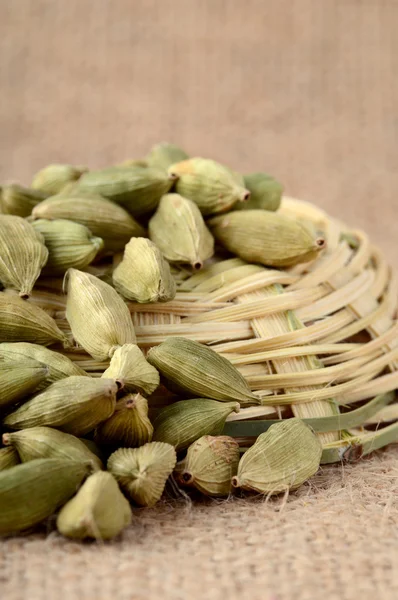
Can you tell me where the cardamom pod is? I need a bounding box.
[153,399,240,451]
[146,142,189,171]
[0,458,91,536]
[95,393,153,447]
[32,219,104,275]
[3,376,117,436]
[113,238,176,303]
[118,159,148,168]
[3,427,103,471]
[57,471,132,540]
[0,363,48,409]
[175,435,240,496]
[0,447,20,471]
[78,438,105,462]
[168,158,250,215]
[0,215,48,298]
[0,341,86,390]
[107,442,176,507]
[102,344,159,395]
[231,173,283,212]
[76,165,175,216]
[0,293,67,346]
[0,184,49,217]
[148,194,214,269]
[209,210,326,267]
[65,269,136,361]
[147,337,259,405]
[31,164,87,195]
[232,419,322,494]
[31,194,145,252]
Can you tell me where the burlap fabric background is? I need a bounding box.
[1,1,398,599]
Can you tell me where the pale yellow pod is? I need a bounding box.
[95,393,154,448]
[0,184,49,217]
[65,269,136,361]
[3,427,103,471]
[0,458,92,536]
[0,341,87,390]
[57,471,132,540]
[209,210,326,267]
[0,293,68,346]
[32,194,145,252]
[0,215,48,298]
[107,442,176,507]
[3,376,118,436]
[102,344,159,395]
[176,435,240,497]
[31,164,87,195]
[232,419,322,495]
[148,194,214,270]
[32,219,104,275]
[168,158,250,215]
[113,238,176,303]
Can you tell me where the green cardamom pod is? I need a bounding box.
[107,442,176,507]
[0,215,48,298]
[209,210,326,267]
[118,159,148,168]
[0,342,86,390]
[168,158,250,215]
[32,193,145,252]
[0,362,48,410]
[153,399,240,451]
[65,269,136,361]
[76,165,176,216]
[231,173,283,212]
[57,471,132,540]
[102,344,159,395]
[113,237,176,303]
[0,184,49,217]
[3,376,117,436]
[147,337,259,405]
[232,419,322,494]
[95,393,153,447]
[148,194,214,269]
[0,293,68,346]
[146,142,189,170]
[0,447,20,471]
[175,435,240,496]
[32,219,104,275]
[3,427,103,470]
[31,164,87,195]
[0,458,91,536]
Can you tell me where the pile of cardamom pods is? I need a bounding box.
[0,143,327,540]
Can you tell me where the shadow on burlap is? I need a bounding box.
[0,1,397,599]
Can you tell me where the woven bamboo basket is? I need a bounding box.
[30,195,398,464]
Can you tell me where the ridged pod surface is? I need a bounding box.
[108,442,176,507]
[65,269,136,361]
[153,399,240,451]
[57,471,132,540]
[148,194,214,270]
[147,337,259,405]
[0,458,92,536]
[32,194,145,252]
[3,376,118,436]
[0,215,48,297]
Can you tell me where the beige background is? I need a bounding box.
[1,1,398,599]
